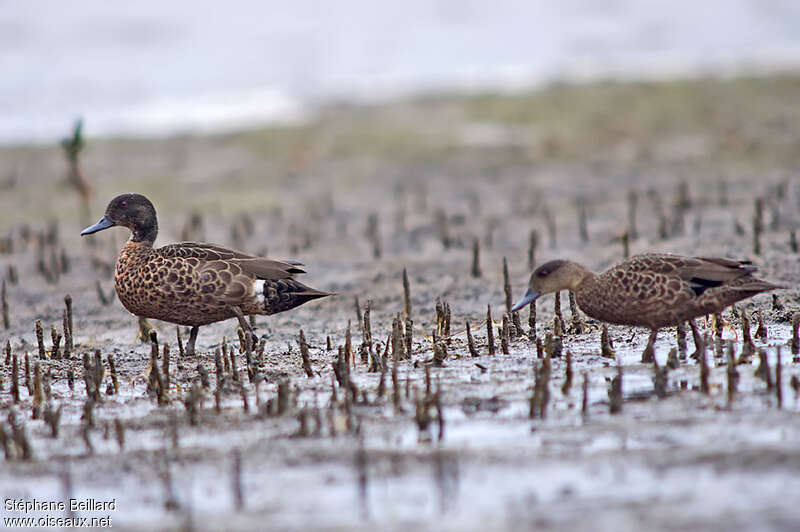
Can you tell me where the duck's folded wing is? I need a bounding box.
[681,257,755,283]
[693,257,756,277]
[161,243,306,276]
[669,257,755,296]
[235,258,306,279]
[160,242,256,260]
[621,254,695,274]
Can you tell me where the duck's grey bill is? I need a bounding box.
[510,288,540,312]
[81,216,115,235]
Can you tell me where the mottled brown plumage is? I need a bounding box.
[82,193,332,354]
[512,253,783,358]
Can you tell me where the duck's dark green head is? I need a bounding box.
[81,193,158,243]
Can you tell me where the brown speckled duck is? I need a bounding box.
[512,253,783,357]
[81,193,332,355]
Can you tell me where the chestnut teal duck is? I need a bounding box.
[512,253,783,359]
[82,193,332,355]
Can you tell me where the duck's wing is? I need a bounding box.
[235,258,307,279]
[675,257,755,296]
[621,254,696,275]
[626,254,754,282]
[198,258,328,310]
[146,242,318,313]
[616,254,760,299]
[692,256,756,278]
[184,257,310,308]
[646,256,756,297]
[159,242,255,260]
[159,242,306,276]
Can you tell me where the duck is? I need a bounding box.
[81,193,332,355]
[511,253,783,360]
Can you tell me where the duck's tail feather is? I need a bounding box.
[258,279,333,315]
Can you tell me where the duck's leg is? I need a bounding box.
[186,326,199,356]
[688,318,705,360]
[641,328,658,363]
[231,306,259,347]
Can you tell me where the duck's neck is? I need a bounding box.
[572,269,602,319]
[127,237,154,249]
[566,263,595,292]
[131,221,157,244]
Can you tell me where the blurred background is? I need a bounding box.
[4,0,800,144]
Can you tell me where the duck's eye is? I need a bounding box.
[120,201,127,209]
[538,271,549,278]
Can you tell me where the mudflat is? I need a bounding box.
[1,76,799,531]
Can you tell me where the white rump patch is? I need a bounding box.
[254,279,266,306]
